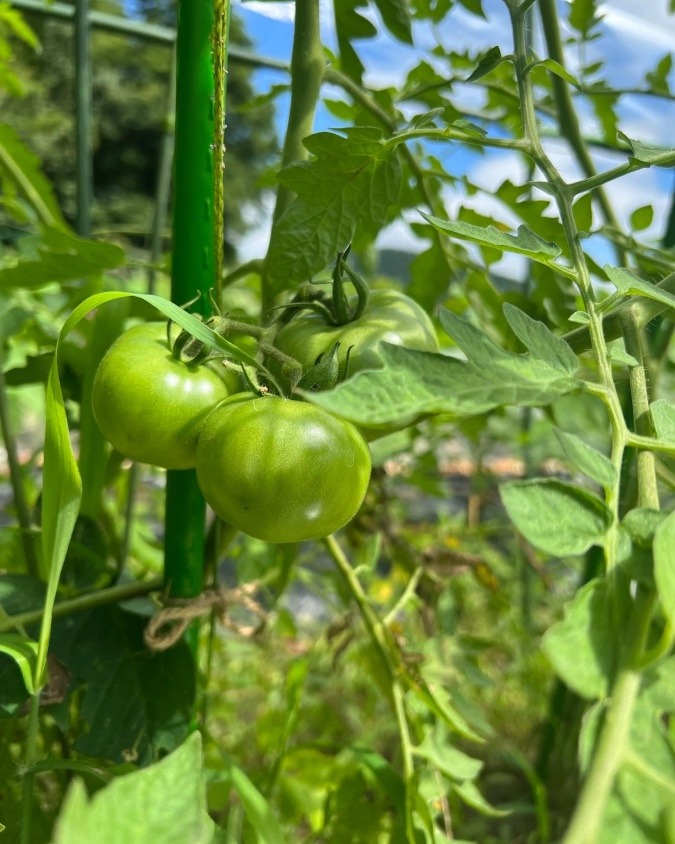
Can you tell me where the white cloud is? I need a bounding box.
[234,0,295,24]
[233,0,674,271]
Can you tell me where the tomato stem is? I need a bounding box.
[331,249,351,325]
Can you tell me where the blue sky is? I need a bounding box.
[232,0,675,276]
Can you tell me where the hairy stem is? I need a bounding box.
[622,310,660,510]
[561,587,654,844]
[537,0,626,254]
[20,692,41,844]
[262,0,324,314]
[325,534,417,842]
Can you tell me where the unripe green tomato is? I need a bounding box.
[195,393,372,543]
[92,322,238,469]
[270,289,439,380]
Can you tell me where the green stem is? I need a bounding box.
[331,252,351,325]
[20,692,40,844]
[0,577,162,634]
[537,0,625,251]
[392,681,416,844]
[623,750,675,796]
[74,0,92,237]
[324,535,417,842]
[567,161,641,196]
[323,535,395,676]
[381,126,528,152]
[622,311,660,510]
[212,0,231,298]
[262,0,324,313]
[0,344,39,578]
[561,587,654,844]
[166,0,220,619]
[560,671,641,844]
[383,568,422,627]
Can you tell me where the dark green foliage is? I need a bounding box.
[0,1,277,253]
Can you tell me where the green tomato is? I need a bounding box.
[195,393,371,543]
[270,289,439,379]
[92,322,238,469]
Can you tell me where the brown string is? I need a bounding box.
[144,583,266,652]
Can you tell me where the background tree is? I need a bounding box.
[0,0,277,256]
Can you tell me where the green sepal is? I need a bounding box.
[297,342,342,392]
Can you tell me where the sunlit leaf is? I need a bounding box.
[0,633,38,695]
[500,479,612,556]
[532,58,582,91]
[554,429,616,488]
[423,214,563,268]
[651,399,675,442]
[52,733,215,843]
[569,0,603,36]
[266,128,401,293]
[304,307,579,428]
[605,266,675,312]
[542,578,616,699]
[466,46,507,82]
[618,132,675,168]
[654,511,675,625]
[630,204,654,232]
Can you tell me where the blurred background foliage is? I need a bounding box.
[0,0,278,255]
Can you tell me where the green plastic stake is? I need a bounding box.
[165,0,217,619]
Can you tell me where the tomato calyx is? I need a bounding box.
[171,314,266,365]
[296,341,342,392]
[276,247,371,330]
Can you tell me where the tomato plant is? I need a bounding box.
[92,321,238,469]
[195,393,371,543]
[270,288,439,380]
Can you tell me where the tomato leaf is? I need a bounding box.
[466,46,507,82]
[554,429,617,489]
[372,0,412,44]
[266,128,402,294]
[542,578,616,700]
[216,754,288,844]
[569,0,602,37]
[0,633,38,695]
[422,214,564,270]
[651,399,675,442]
[305,306,579,427]
[500,479,613,556]
[618,132,675,168]
[630,204,654,232]
[52,732,215,843]
[451,780,508,817]
[0,227,125,290]
[51,605,195,764]
[0,125,67,229]
[605,266,675,313]
[413,730,483,782]
[532,58,582,91]
[622,508,666,548]
[503,303,578,373]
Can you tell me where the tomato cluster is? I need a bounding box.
[92,273,437,544]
